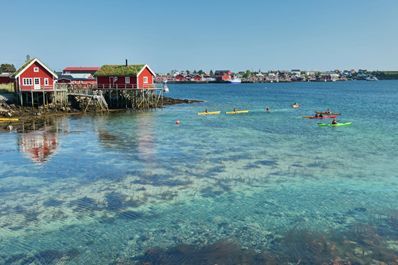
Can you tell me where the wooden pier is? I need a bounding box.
[57,83,164,112]
[17,88,68,108]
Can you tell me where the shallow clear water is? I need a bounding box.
[1,81,398,264]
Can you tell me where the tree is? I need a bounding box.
[242,70,252,79]
[0,64,16,73]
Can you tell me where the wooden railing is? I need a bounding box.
[56,83,158,90]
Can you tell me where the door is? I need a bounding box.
[34,78,40,90]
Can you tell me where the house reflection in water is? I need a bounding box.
[18,118,68,164]
[136,114,155,162]
[97,113,155,162]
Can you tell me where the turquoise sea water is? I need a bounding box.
[0,81,398,264]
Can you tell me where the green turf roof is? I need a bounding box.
[12,58,35,77]
[94,64,145,77]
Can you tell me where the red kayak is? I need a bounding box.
[304,115,337,119]
[315,111,341,115]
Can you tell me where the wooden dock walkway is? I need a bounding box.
[57,84,164,111]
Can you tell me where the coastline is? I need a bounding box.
[0,96,203,132]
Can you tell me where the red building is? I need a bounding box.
[174,74,186,82]
[95,63,156,89]
[215,70,232,82]
[0,73,14,84]
[57,66,99,88]
[13,58,58,106]
[63,67,100,75]
[192,74,203,82]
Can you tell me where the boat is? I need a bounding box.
[318,122,352,127]
[198,111,221,115]
[0,117,19,122]
[315,111,341,115]
[366,76,378,81]
[162,80,169,93]
[291,103,300,109]
[226,110,249,115]
[228,77,242,84]
[304,115,337,119]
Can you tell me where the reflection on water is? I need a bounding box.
[136,114,155,163]
[17,118,69,164]
[97,113,156,163]
[19,132,58,164]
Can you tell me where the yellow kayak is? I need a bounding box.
[226,110,249,115]
[198,111,221,115]
[0,117,19,122]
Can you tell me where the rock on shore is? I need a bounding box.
[163,96,203,105]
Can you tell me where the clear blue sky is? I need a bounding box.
[2,0,398,72]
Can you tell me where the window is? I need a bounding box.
[44,78,49,86]
[23,78,33,86]
[34,67,39,72]
[143,76,148,84]
[125,77,130,84]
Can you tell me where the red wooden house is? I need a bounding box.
[13,58,58,106]
[174,74,186,82]
[215,70,232,82]
[59,66,99,87]
[0,73,14,84]
[94,63,156,89]
[192,74,203,82]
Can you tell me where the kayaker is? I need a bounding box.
[204,109,208,113]
[265,106,270,112]
[233,108,237,112]
[332,119,337,125]
[319,113,323,118]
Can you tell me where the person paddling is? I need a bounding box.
[265,106,270,112]
[332,119,337,125]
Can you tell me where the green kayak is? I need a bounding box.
[318,122,352,127]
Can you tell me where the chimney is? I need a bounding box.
[125,59,128,66]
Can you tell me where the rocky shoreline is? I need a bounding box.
[0,95,203,132]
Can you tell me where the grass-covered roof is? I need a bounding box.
[12,58,35,77]
[94,64,145,77]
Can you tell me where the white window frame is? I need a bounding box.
[34,67,39,72]
[125,76,130,84]
[44,78,49,86]
[23,78,33,86]
[143,76,148,84]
